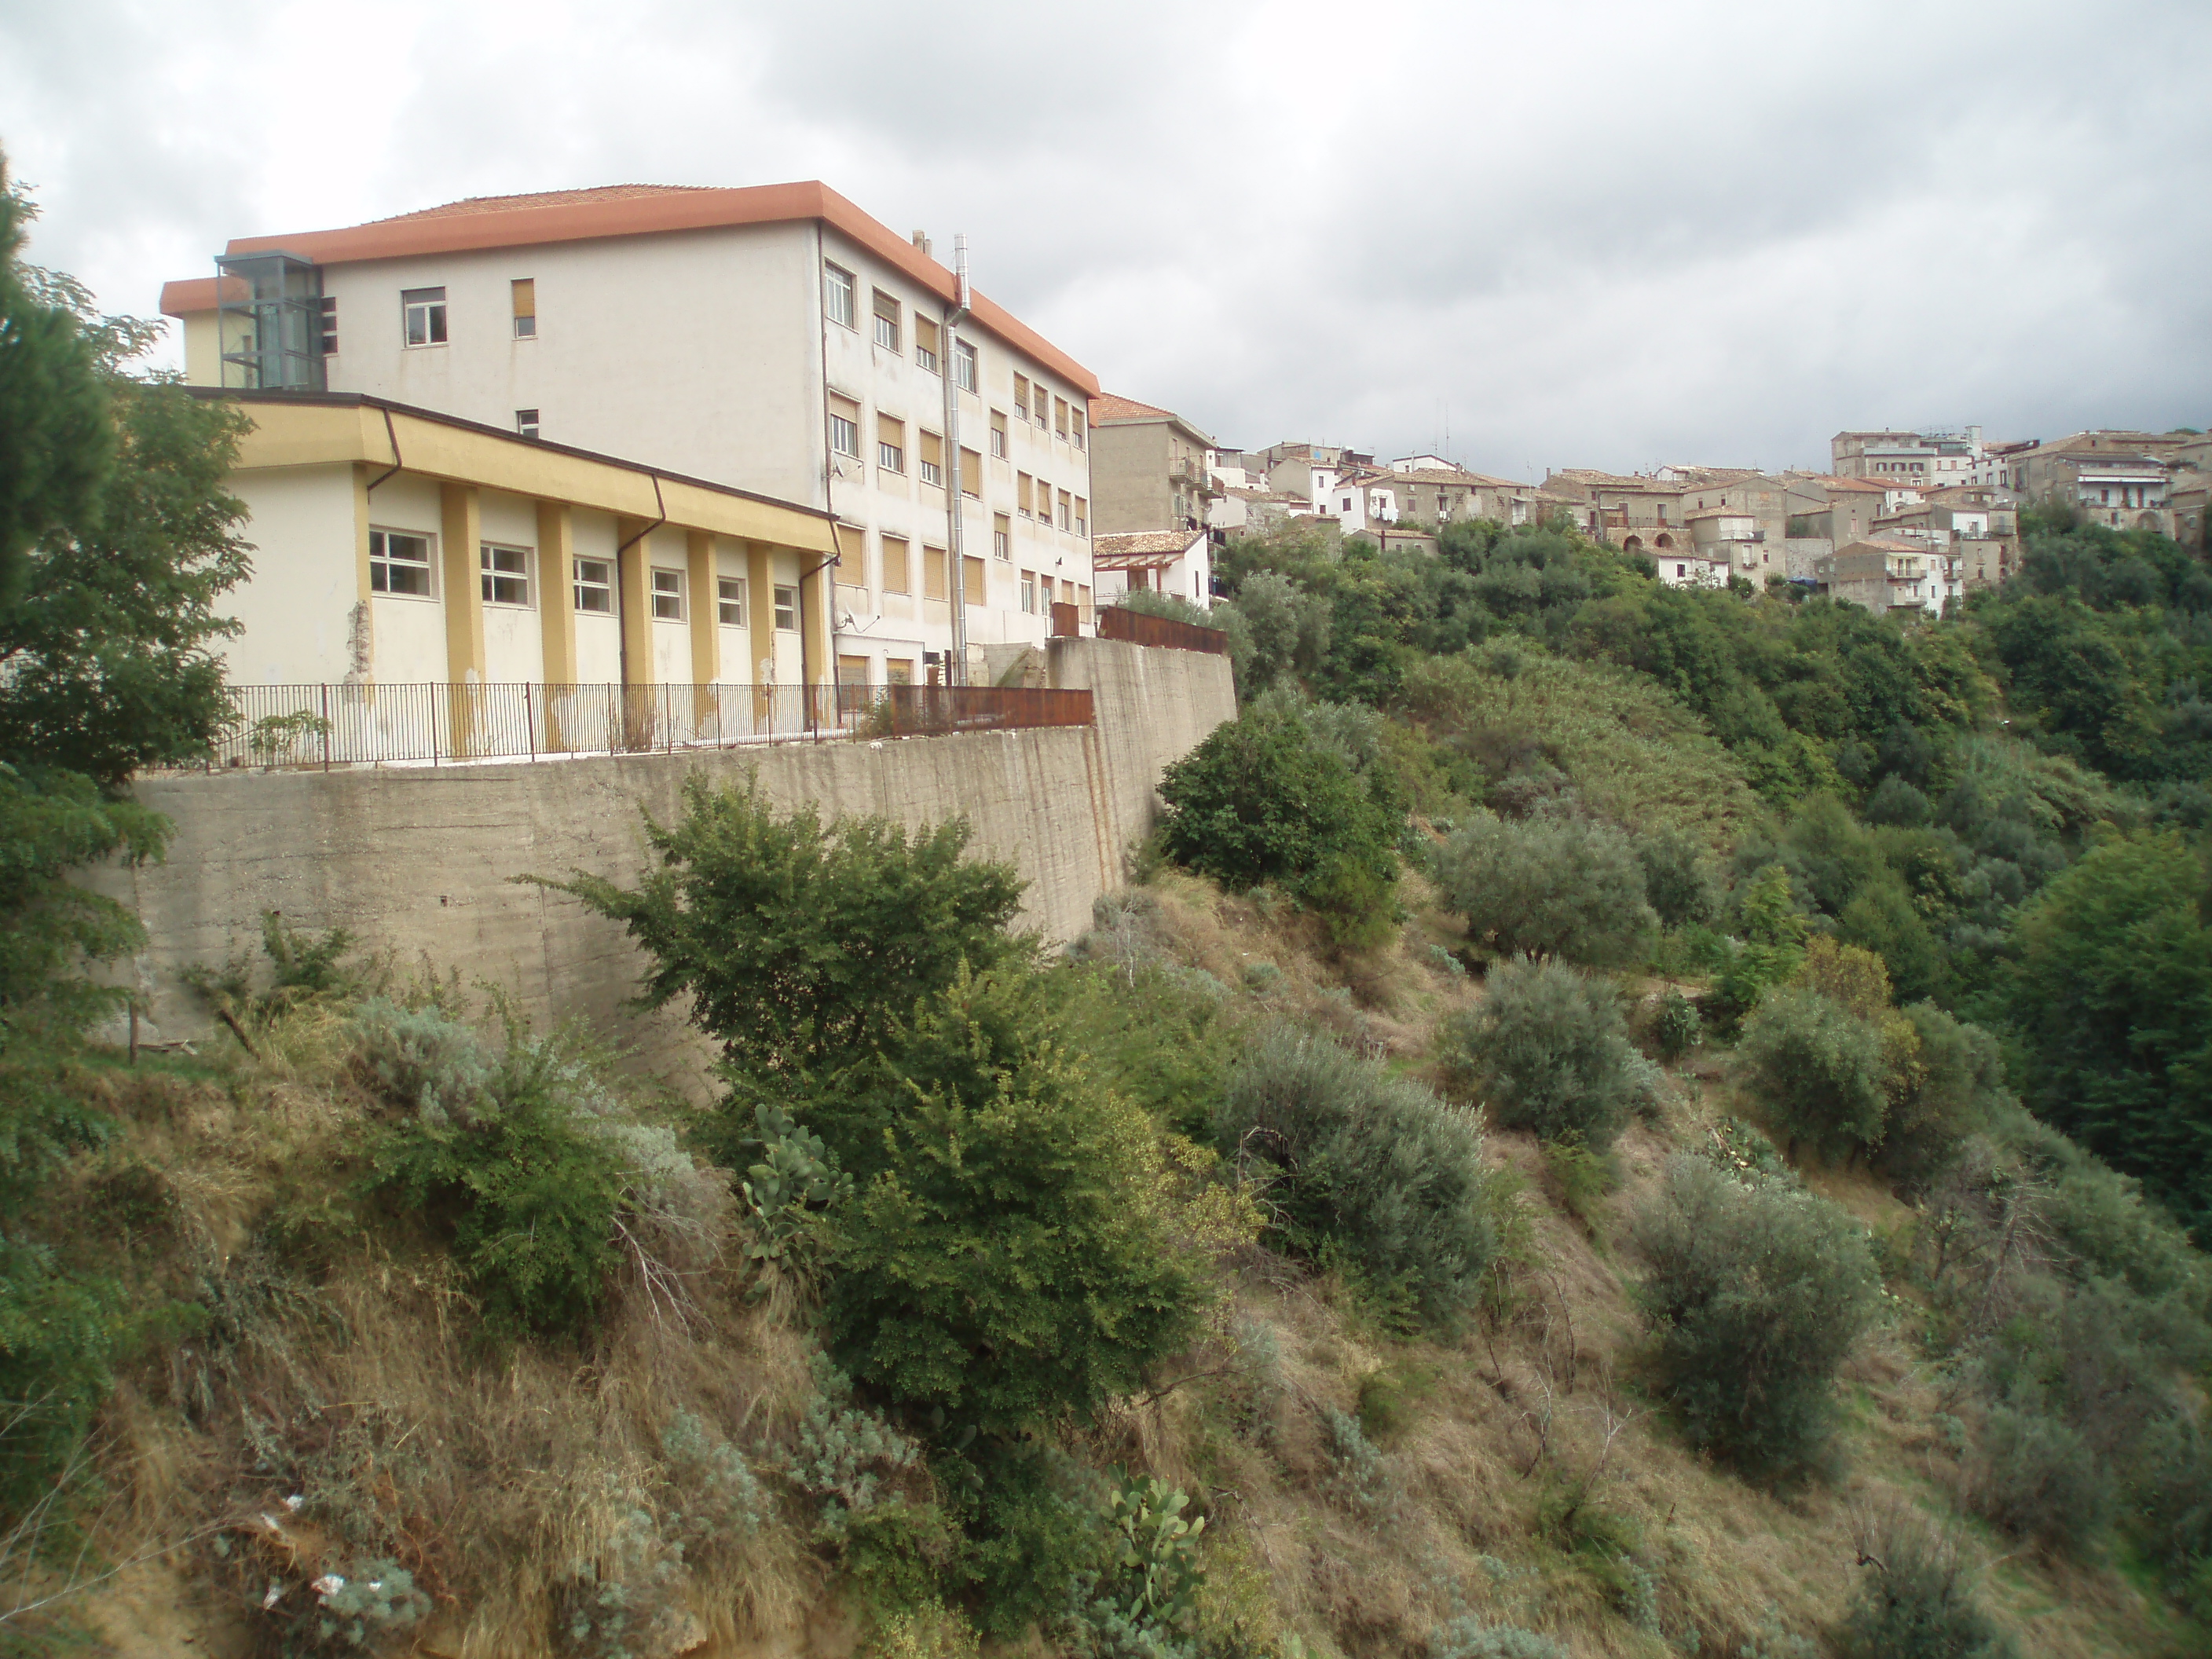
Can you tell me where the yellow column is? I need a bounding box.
[745,542,775,730]
[805,555,833,688]
[537,502,577,685]
[440,483,485,754]
[615,521,654,687]
[350,463,377,683]
[687,529,719,687]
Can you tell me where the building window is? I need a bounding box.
[877,414,906,474]
[1071,408,1084,450]
[573,557,612,613]
[401,287,447,347]
[650,568,685,621]
[369,528,434,596]
[1014,375,1031,422]
[881,535,910,594]
[829,394,861,460]
[1018,473,1034,518]
[319,295,338,356]
[717,576,746,627]
[773,584,798,631]
[515,408,540,441]
[1020,570,1036,613]
[914,316,939,374]
[991,411,1008,457]
[511,278,537,339]
[954,339,977,392]
[1075,496,1087,537]
[1057,490,1071,531]
[961,446,980,498]
[918,430,943,489]
[480,544,531,606]
[824,263,855,329]
[993,514,1011,561]
[1055,397,1070,440]
[872,290,901,351]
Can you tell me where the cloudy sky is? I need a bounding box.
[5,0,2207,478]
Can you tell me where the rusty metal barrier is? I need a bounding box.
[1096,606,1229,654]
[194,682,1096,771]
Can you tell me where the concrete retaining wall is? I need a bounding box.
[91,639,1233,1079]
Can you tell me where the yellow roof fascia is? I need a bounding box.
[229,399,837,555]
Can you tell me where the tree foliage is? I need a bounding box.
[1438,957,1654,1148]
[1434,811,1656,966]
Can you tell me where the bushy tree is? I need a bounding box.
[818,968,1201,1430]
[1629,1155,1880,1477]
[1438,958,1654,1148]
[2006,830,2212,1229]
[1155,701,1401,949]
[1220,1027,1497,1330]
[544,773,1027,1079]
[1738,987,1888,1161]
[1833,1511,2017,1659]
[1434,811,1657,966]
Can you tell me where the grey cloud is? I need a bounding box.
[2,0,2205,471]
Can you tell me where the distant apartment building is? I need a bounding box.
[2001,433,2180,535]
[1086,394,1221,543]
[1260,441,1372,516]
[1832,428,1998,487]
[1542,471,1689,554]
[159,181,1098,687]
[1816,539,1943,615]
[1783,474,1891,546]
[1386,460,1542,528]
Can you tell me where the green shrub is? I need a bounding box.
[659,1409,764,1550]
[1540,1133,1617,1236]
[1737,987,1887,1161]
[1220,1028,1498,1331]
[1434,811,1657,967]
[818,969,1202,1432]
[352,1004,709,1341]
[1438,958,1656,1148]
[1653,989,1702,1060]
[1636,828,1718,928]
[1628,1155,1881,1478]
[1968,1405,2107,1551]
[1832,1511,2016,1659]
[537,772,1026,1081]
[1156,704,1401,949]
[288,1555,432,1654]
[1426,1618,1563,1659]
[1881,1002,2003,1187]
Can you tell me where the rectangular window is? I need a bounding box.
[918,430,943,488]
[511,278,537,339]
[650,568,685,621]
[881,535,910,595]
[829,393,861,460]
[877,413,906,474]
[515,408,540,441]
[1074,496,1087,537]
[824,263,855,328]
[1018,473,1033,518]
[1014,374,1031,421]
[773,584,798,631]
[1057,489,1071,531]
[1071,408,1085,450]
[873,290,901,351]
[401,287,447,347]
[480,543,531,606]
[961,446,981,498]
[319,295,338,356]
[1020,570,1036,613]
[573,557,612,613]
[885,659,913,687]
[990,410,1008,457]
[914,316,939,373]
[1055,397,1070,440]
[924,545,947,600]
[993,514,1011,560]
[954,339,977,392]
[369,528,433,596]
[717,575,746,627]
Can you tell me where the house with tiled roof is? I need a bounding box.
[1092,529,1211,610]
[1086,393,1221,551]
[159,181,1099,689]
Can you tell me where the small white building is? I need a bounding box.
[1654,551,1733,589]
[1091,529,1212,610]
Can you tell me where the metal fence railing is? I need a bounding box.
[1096,606,1229,655]
[196,682,1096,771]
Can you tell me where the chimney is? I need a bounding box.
[911,230,932,258]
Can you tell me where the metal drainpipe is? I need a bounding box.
[943,233,972,686]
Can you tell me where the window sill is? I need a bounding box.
[370,588,438,602]
[401,343,449,352]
